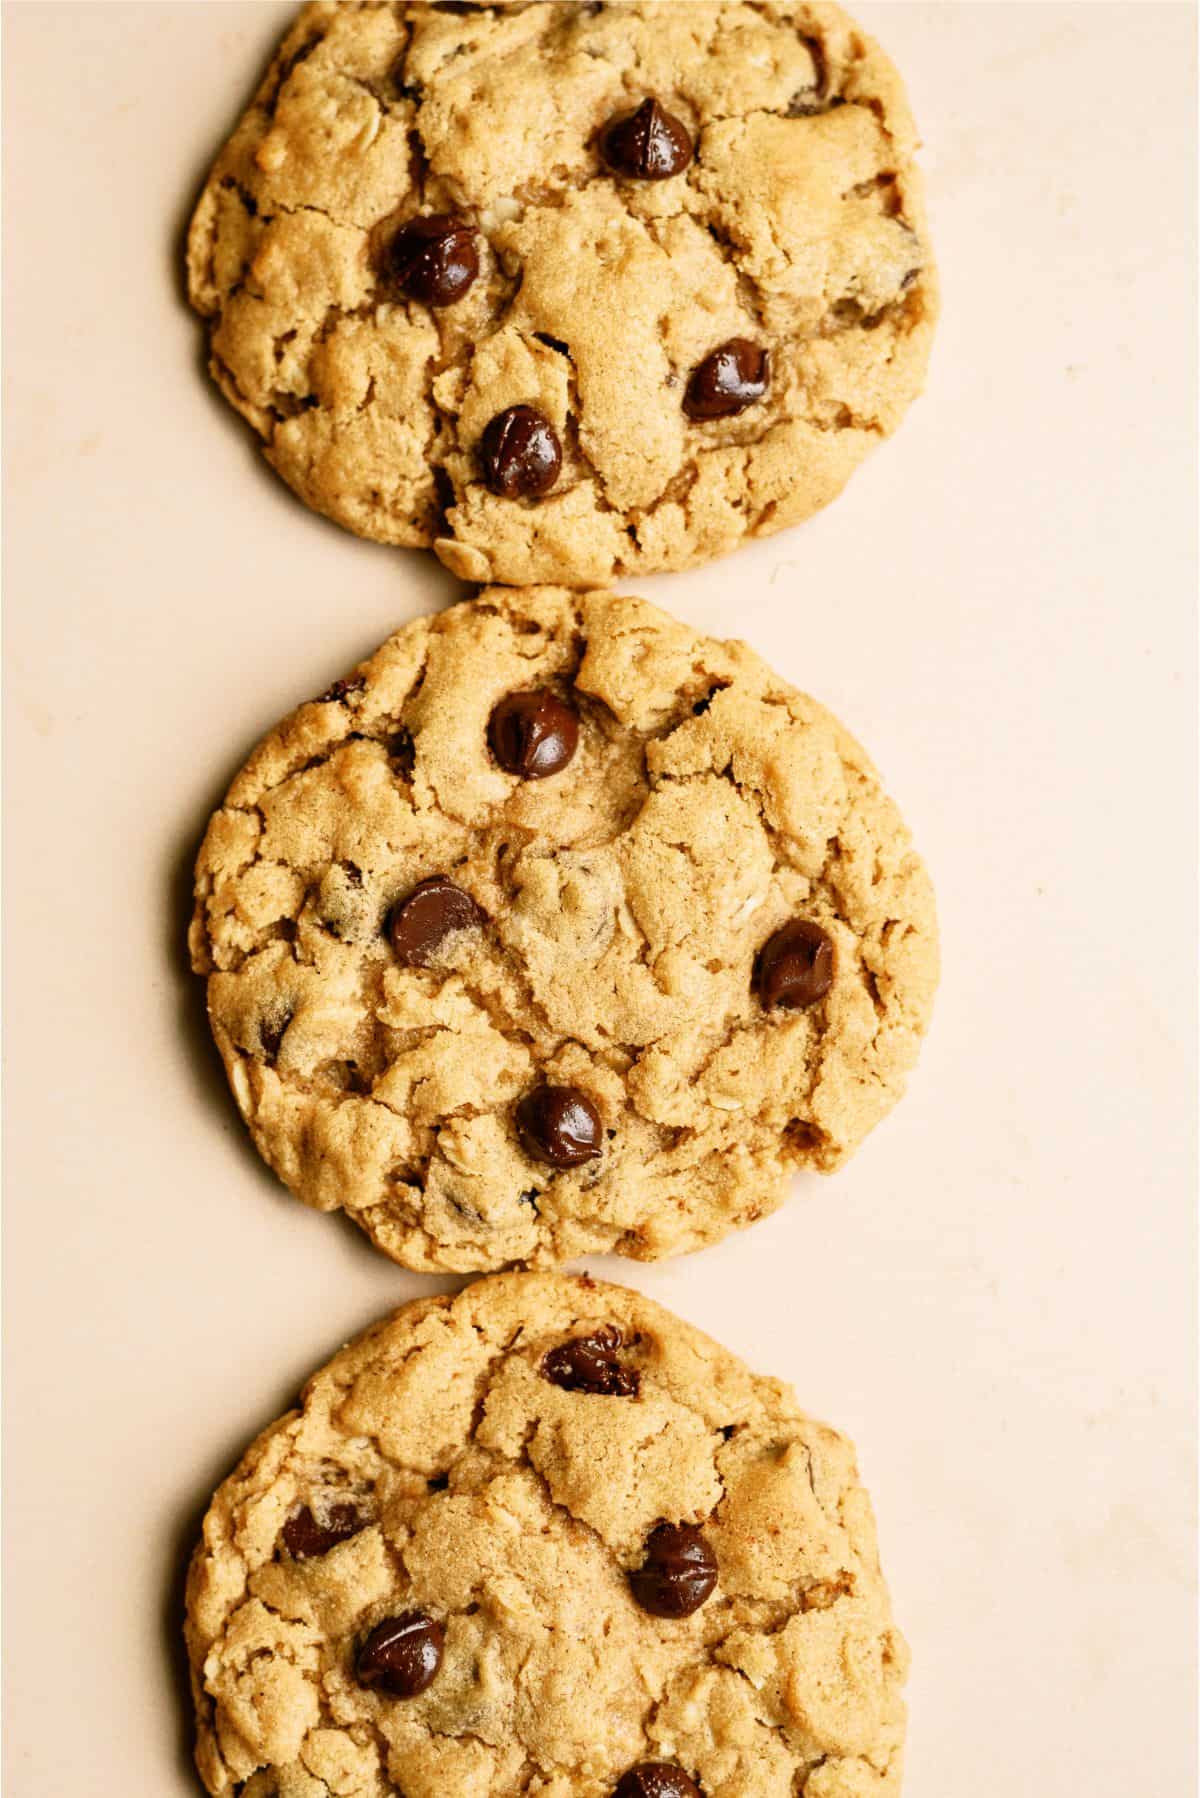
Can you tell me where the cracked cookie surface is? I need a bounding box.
[190,587,937,1271]
[186,0,937,585]
[186,1272,909,1797]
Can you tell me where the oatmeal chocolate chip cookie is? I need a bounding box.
[186,1,937,585]
[190,587,937,1271]
[185,1272,910,1797]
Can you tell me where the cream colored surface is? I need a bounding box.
[2,4,1195,1796]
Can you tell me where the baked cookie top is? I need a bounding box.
[186,1272,909,1797]
[190,587,937,1271]
[187,1,937,585]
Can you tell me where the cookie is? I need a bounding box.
[190,587,937,1271]
[185,1271,909,1797]
[187,1,937,586]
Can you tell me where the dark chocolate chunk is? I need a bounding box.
[754,920,835,1010]
[388,876,482,966]
[489,689,578,778]
[630,1524,717,1618]
[356,1611,444,1697]
[516,1085,603,1168]
[683,339,769,420]
[282,1502,363,1560]
[614,1766,703,1798]
[481,405,562,498]
[602,98,693,180]
[386,213,479,306]
[543,1324,639,1396]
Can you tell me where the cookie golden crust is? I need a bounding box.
[185,1273,909,1797]
[190,588,938,1271]
[187,1,937,585]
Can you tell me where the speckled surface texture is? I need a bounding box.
[191,588,936,1270]
[187,0,936,584]
[186,1273,907,1797]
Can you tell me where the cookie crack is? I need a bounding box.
[191,0,933,572]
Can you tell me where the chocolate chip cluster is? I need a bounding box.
[374,683,835,1180]
[281,1323,724,1792]
[380,95,772,507]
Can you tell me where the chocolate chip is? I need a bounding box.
[259,1007,293,1061]
[602,98,693,180]
[481,405,562,499]
[388,876,482,966]
[356,1611,444,1697]
[543,1324,639,1396]
[614,1766,703,1798]
[386,214,479,306]
[317,674,365,704]
[630,1524,718,1618]
[683,340,770,420]
[516,1085,602,1168]
[282,1502,363,1560]
[489,689,578,778]
[754,920,835,1010]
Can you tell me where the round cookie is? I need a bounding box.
[187,1,937,585]
[190,587,937,1271]
[185,1272,909,1797]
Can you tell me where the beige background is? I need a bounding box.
[3,2,1196,1791]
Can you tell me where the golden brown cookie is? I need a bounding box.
[187,1,937,584]
[190,587,938,1270]
[185,1272,909,1797]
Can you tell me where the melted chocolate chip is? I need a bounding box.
[614,1766,703,1798]
[754,920,835,1010]
[356,1611,444,1697]
[386,213,479,306]
[489,689,579,778]
[516,1085,603,1168]
[282,1502,363,1560]
[683,340,770,420]
[602,98,693,180]
[388,876,482,966]
[543,1324,639,1396]
[481,405,562,498]
[630,1524,718,1618]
